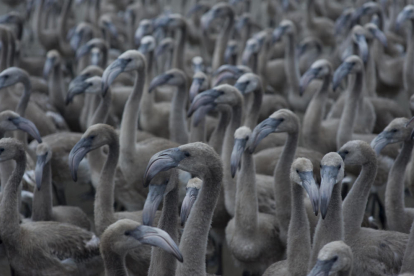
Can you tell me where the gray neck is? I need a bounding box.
[336,71,363,149]
[189,115,206,143]
[49,64,66,114]
[243,86,263,130]
[303,74,330,151]
[274,130,299,246]
[403,20,414,94]
[94,139,119,236]
[285,33,300,98]
[234,149,258,235]
[0,150,26,247]
[287,184,311,275]
[365,41,377,97]
[148,170,179,276]
[386,139,413,232]
[208,106,231,155]
[221,103,242,216]
[175,164,223,276]
[103,250,128,276]
[309,182,343,269]
[172,25,186,71]
[343,157,377,237]
[212,14,234,71]
[169,84,189,144]
[120,67,145,161]
[32,160,53,221]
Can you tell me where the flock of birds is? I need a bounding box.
[4,0,414,275]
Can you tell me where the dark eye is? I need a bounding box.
[7,117,12,121]
[0,148,4,153]
[90,135,96,140]
[245,136,249,141]
[3,75,8,79]
[280,118,285,122]
[332,256,338,262]
[296,169,299,173]
[391,129,398,133]
[320,164,322,168]
[127,58,132,62]
[338,165,341,169]
[344,150,349,154]
[219,91,224,95]
[184,152,190,157]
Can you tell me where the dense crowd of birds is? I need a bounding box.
[2,0,414,275]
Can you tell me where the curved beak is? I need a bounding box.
[102,58,130,95]
[134,27,147,47]
[370,131,391,155]
[234,80,248,94]
[138,43,151,54]
[189,78,204,103]
[230,138,247,178]
[148,73,173,93]
[224,45,237,64]
[43,56,55,80]
[351,6,367,25]
[247,117,283,153]
[187,89,221,118]
[201,9,216,30]
[355,34,369,63]
[142,184,167,226]
[332,62,353,91]
[76,43,92,60]
[12,116,42,143]
[236,16,248,32]
[35,153,47,190]
[335,12,351,35]
[213,71,238,86]
[214,65,240,77]
[69,138,92,182]
[130,225,183,262]
[180,186,199,226]
[192,104,215,127]
[370,27,388,47]
[66,80,89,105]
[298,171,319,216]
[105,21,118,38]
[70,30,82,51]
[144,148,187,187]
[299,68,319,96]
[320,166,340,219]
[241,45,254,66]
[308,258,336,276]
[396,8,412,31]
[272,26,285,43]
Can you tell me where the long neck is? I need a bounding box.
[212,14,234,71]
[32,160,53,221]
[169,84,189,144]
[190,115,206,143]
[343,157,377,237]
[208,107,231,155]
[404,20,414,94]
[49,64,66,114]
[221,104,242,216]
[365,41,377,97]
[0,151,26,247]
[120,67,145,161]
[287,184,311,276]
[306,0,316,27]
[172,25,186,71]
[175,166,222,276]
[87,91,112,176]
[244,87,263,130]
[234,150,258,235]
[401,206,414,273]
[302,74,329,152]
[95,140,119,236]
[336,72,363,149]
[309,182,343,270]
[148,171,179,276]
[285,33,300,97]
[386,140,413,232]
[274,130,299,246]
[58,0,73,55]
[103,250,128,276]
[0,32,8,71]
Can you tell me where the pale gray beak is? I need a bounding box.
[180,186,199,226]
[142,184,167,226]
